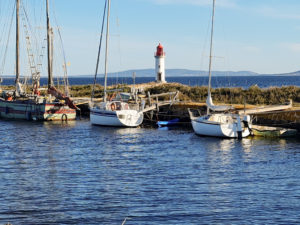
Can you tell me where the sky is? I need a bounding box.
[1,0,300,76]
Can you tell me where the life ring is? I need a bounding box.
[62,114,68,121]
[111,103,116,111]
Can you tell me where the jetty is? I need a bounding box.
[138,100,300,130]
[69,82,300,130]
[2,81,299,129]
[142,91,179,112]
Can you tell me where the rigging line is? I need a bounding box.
[52,1,70,95]
[0,2,16,76]
[199,6,212,86]
[0,2,13,54]
[0,0,8,28]
[21,3,40,82]
[56,27,70,94]
[31,0,45,67]
[21,2,39,61]
[115,16,122,85]
[91,0,108,101]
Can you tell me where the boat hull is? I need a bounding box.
[0,100,76,121]
[251,125,298,137]
[191,114,251,138]
[90,108,143,127]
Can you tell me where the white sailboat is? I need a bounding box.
[189,0,251,138]
[89,0,143,127]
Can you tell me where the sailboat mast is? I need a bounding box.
[15,0,20,86]
[207,0,216,113]
[103,0,111,102]
[46,0,53,88]
[91,0,107,101]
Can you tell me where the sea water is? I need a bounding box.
[0,119,300,224]
[2,76,300,88]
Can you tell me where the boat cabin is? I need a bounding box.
[95,101,130,111]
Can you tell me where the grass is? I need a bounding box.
[1,83,300,105]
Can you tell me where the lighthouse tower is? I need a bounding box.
[155,43,166,83]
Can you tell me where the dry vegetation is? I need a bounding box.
[143,83,300,105]
[2,83,300,105]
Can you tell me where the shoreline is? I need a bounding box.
[1,82,300,106]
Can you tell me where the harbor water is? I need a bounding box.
[0,119,300,224]
[2,75,300,88]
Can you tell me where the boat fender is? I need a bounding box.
[62,114,68,121]
[111,103,116,111]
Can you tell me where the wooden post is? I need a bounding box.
[147,91,151,106]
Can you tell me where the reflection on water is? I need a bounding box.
[0,119,300,224]
[43,120,77,129]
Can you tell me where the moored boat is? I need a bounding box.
[90,101,143,127]
[0,99,76,121]
[188,0,251,139]
[0,0,77,121]
[251,125,298,138]
[89,0,143,127]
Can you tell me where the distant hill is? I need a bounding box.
[3,69,300,78]
[264,70,300,76]
[95,69,259,78]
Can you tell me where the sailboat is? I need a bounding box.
[0,0,77,121]
[189,0,251,138]
[89,0,143,127]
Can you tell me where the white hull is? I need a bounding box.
[90,108,143,127]
[191,114,251,138]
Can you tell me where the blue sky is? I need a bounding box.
[1,0,300,76]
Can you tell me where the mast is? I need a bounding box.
[46,0,53,88]
[50,27,54,84]
[103,0,111,102]
[15,0,20,87]
[91,0,107,101]
[207,0,216,114]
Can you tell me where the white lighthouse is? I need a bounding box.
[155,43,166,83]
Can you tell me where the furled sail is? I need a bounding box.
[206,93,233,112]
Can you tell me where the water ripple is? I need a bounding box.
[0,119,300,224]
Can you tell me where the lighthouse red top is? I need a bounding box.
[155,43,165,57]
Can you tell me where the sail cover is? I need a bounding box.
[206,94,233,112]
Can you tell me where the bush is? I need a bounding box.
[145,83,300,105]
